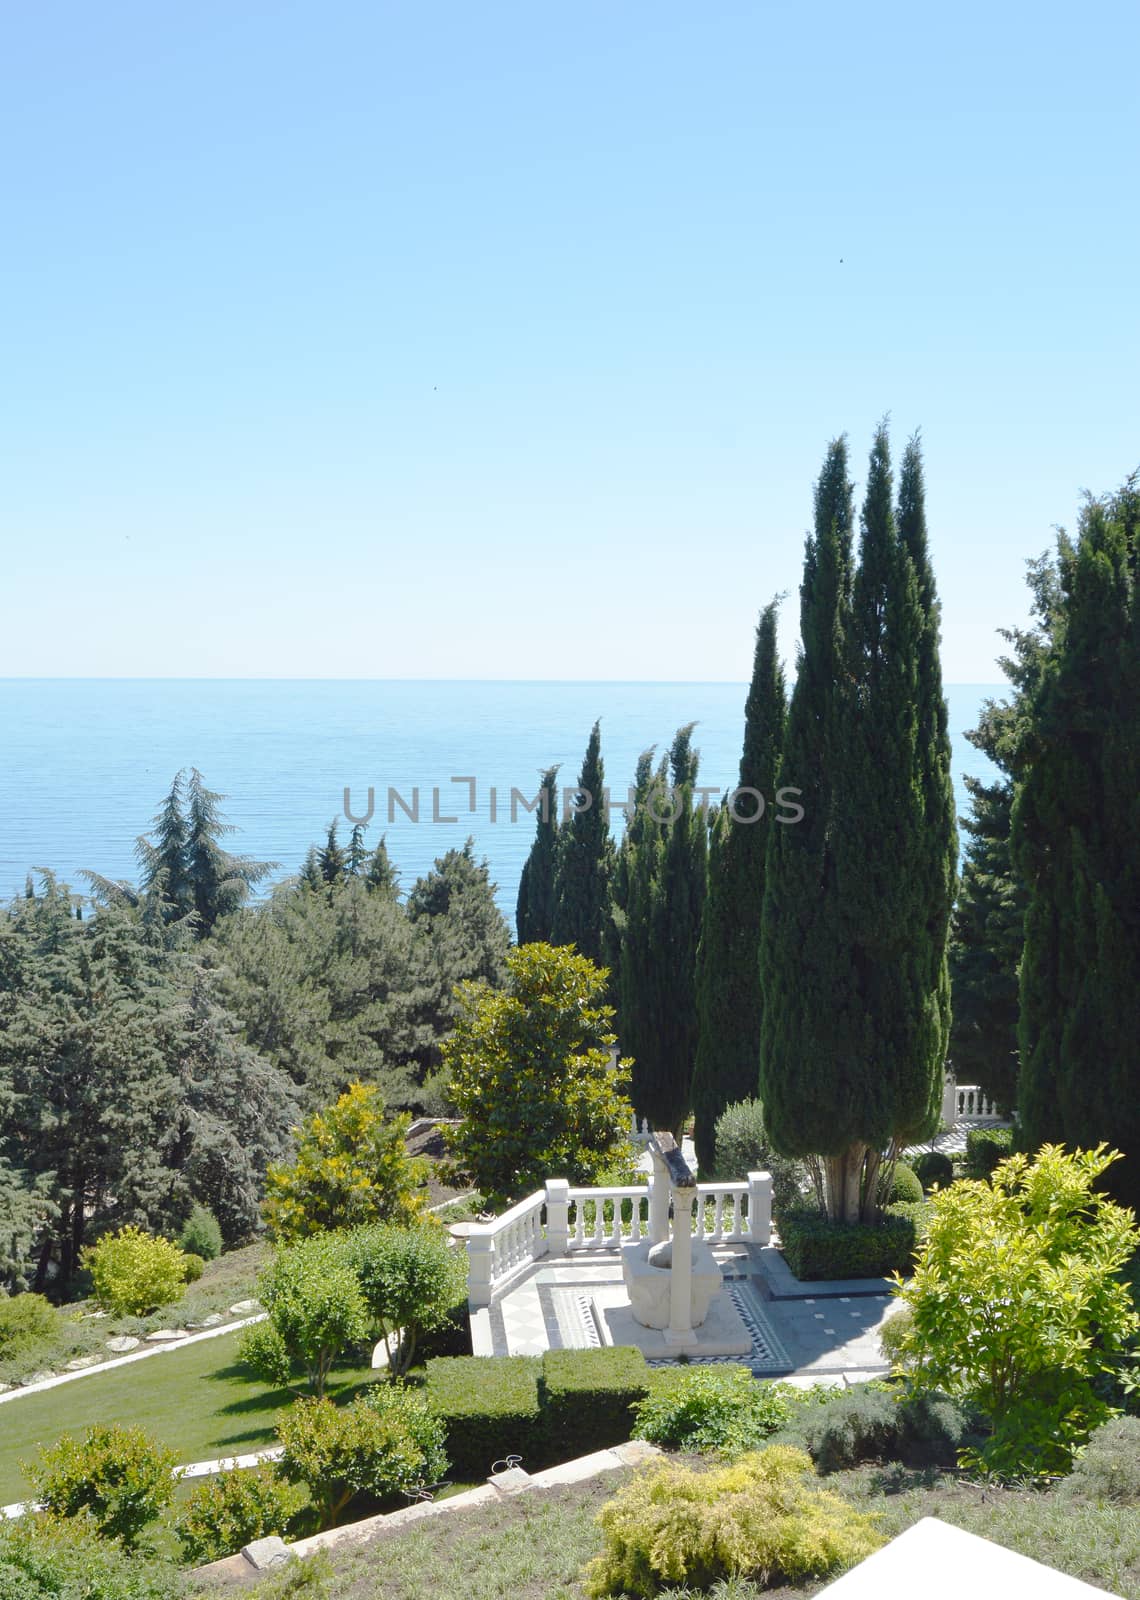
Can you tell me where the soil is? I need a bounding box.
[406,1120,473,1209]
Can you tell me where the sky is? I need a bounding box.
[1,2,1137,683]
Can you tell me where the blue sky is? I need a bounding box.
[2,1,1136,682]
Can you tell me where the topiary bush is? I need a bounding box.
[791,1386,904,1473]
[81,1227,187,1317]
[1058,1416,1140,1502]
[912,1151,954,1192]
[422,1355,544,1478]
[23,1424,177,1549]
[276,1383,447,1528]
[880,1162,924,1205]
[632,1366,797,1457]
[779,1208,920,1280]
[174,1466,307,1564]
[965,1125,1013,1178]
[540,1347,650,1459]
[179,1204,223,1262]
[340,1221,468,1377]
[582,1446,882,1597]
[711,1099,806,1219]
[0,1293,57,1360]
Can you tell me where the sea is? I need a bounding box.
[0,681,1005,923]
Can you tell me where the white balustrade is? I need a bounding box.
[954,1084,1000,1121]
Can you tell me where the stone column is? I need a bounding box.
[648,1149,671,1245]
[667,1181,696,1340]
[748,1170,773,1246]
[466,1225,495,1309]
[545,1178,570,1255]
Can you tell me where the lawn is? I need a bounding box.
[0,1328,377,1505]
[221,1462,1140,1600]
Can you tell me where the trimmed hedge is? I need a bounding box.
[965,1125,1013,1178]
[423,1355,544,1479]
[880,1163,923,1205]
[912,1151,954,1192]
[540,1347,650,1459]
[779,1208,920,1280]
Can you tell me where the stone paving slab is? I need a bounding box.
[756,1246,895,1301]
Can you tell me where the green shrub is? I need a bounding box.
[422,1355,544,1478]
[540,1348,650,1458]
[23,1424,177,1549]
[896,1390,976,1467]
[339,1221,467,1377]
[181,1253,206,1284]
[0,1511,182,1600]
[174,1466,307,1564]
[633,1366,797,1456]
[965,1125,1013,1178]
[81,1227,187,1318]
[179,1204,223,1262]
[276,1383,447,1527]
[582,1446,882,1597]
[779,1208,919,1280]
[880,1162,924,1205]
[710,1100,807,1219]
[1058,1416,1140,1502]
[912,1151,954,1192]
[0,1293,57,1360]
[241,1233,369,1398]
[793,1386,903,1472]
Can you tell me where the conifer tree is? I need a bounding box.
[318,820,347,885]
[613,727,707,1135]
[346,823,370,878]
[366,835,399,896]
[551,724,614,963]
[516,766,560,944]
[692,600,786,1174]
[1013,476,1140,1211]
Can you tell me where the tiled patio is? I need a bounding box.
[470,1243,896,1384]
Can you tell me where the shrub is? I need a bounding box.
[0,1293,57,1360]
[912,1151,954,1192]
[965,1125,1013,1178]
[0,1511,182,1600]
[179,1203,223,1262]
[582,1446,882,1597]
[540,1348,650,1458]
[23,1424,177,1549]
[880,1162,923,1205]
[174,1466,307,1564]
[276,1385,447,1527]
[896,1390,976,1467]
[779,1208,920,1280]
[889,1144,1140,1476]
[262,1083,428,1243]
[81,1227,187,1318]
[633,1366,797,1456]
[1058,1416,1140,1502]
[422,1355,544,1478]
[340,1221,467,1377]
[181,1252,206,1284]
[793,1386,903,1472]
[710,1100,807,1219]
[240,1233,369,1398]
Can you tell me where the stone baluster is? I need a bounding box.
[748,1171,772,1246]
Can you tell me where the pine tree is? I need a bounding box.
[692,600,786,1174]
[614,727,707,1135]
[346,824,370,878]
[516,766,560,944]
[1013,476,1140,1211]
[317,820,348,885]
[551,724,614,963]
[136,771,193,915]
[366,835,400,896]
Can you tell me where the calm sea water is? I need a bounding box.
[0,681,1004,921]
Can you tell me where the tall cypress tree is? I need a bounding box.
[615,726,707,1135]
[516,766,560,944]
[1014,477,1140,1211]
[551,723,614,963]
[760,427,954,1221]
[692,600,786,1174]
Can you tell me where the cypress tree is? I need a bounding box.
[692,600,786,1174]
[615,727,707,1135]
[551,723,614,963]
[516,766,560,944]
[1013,477,1140,1211]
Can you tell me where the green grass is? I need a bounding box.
[0,1327,378,1504]
[221,1460,1140,1600]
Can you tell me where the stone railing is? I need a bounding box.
[464,1171,772,1308]
[940,1076,1005,1127]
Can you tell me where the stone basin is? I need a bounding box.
[621,1237,722,1330]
